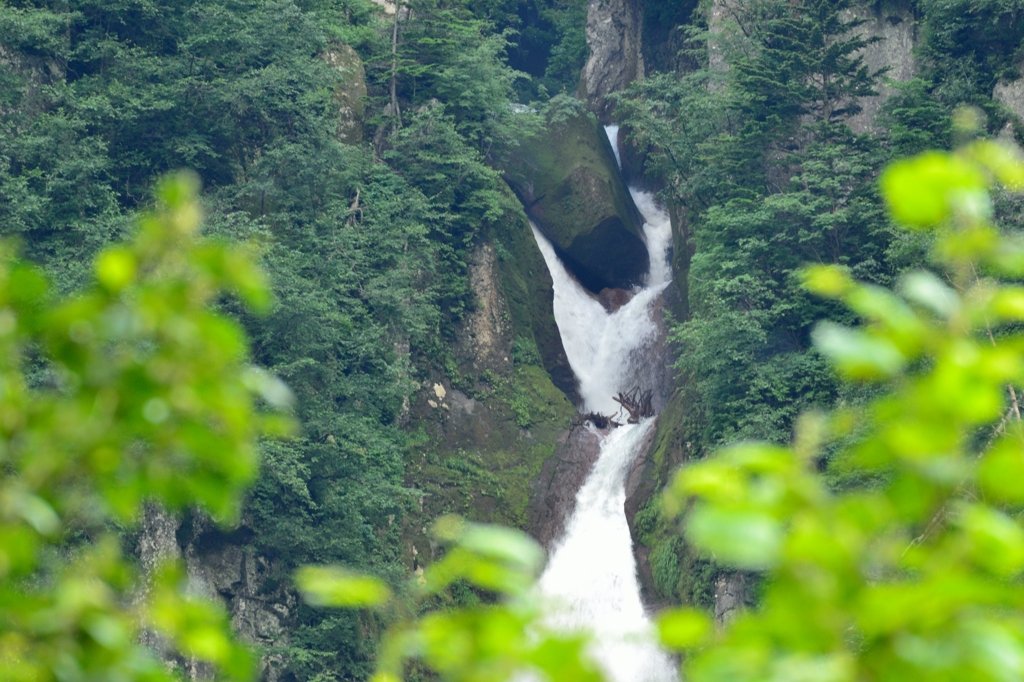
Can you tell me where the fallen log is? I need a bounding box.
[612,386,654,423]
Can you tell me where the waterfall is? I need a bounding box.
[530,127,677,682]
[605,124,623,169]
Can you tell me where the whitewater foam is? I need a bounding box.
[530,137,678,681]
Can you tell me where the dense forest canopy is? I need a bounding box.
[0,0,589,677]
[6,0,1024,680]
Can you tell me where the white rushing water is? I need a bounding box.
[605,124,623,169]
[528,127,677,682]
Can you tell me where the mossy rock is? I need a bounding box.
[406,365,576,531]
[489,188,577,402]
[502,108,649,292]
[401,195,579,565]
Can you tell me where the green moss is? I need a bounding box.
[409,365,574,530]
[501,107,649,291]
[512,336,543,367]
[650,537,683,600]
[649,389,691,483]
[490,188,576,399]
[495,367,576,523]
[509,109,641,248]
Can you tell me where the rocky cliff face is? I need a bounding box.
[844,4,917,133]
[579,0,645,122]
[401,186,580,564]
[994,67,1024,141]
[0,43,63,117]
[136,507,294,682]
[323,45,367,144]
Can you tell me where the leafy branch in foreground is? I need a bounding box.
[0,173,293,682]
[297,515,601,682]
[660,120,1024,680]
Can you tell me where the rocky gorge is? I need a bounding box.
[119,0,1024,678]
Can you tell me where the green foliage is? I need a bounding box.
[538,0,589,91]
[663,129,1024,681]
[492,0,588,100]
[509,392,533,428]
[298,516,602,682]
[878,79,954,157]
[384,0,539,156]
[674,129,891,442]
[649,537,682,600]
[384,105,506,316]
[296,566,394,607]
[918,0,1024,112]
[1,0,547,675]
[619,0,903,454]
[0,174,288,681]
[511,336,543,367]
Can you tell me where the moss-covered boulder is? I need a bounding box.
[502,108,649,293]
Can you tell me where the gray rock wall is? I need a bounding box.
[707,1,916,128]
[323,45,366,144]
[136,509,294,682]
[579,0,645,121]
[714,573,748,625]
[994,74,1024,140]
[844,5,917,133]
[456,243,514,378]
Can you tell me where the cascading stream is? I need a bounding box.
[530,127,677,682]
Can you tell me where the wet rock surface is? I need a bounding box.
[597,286,635,313]
[527,423,604,549]
[714,572,749,624]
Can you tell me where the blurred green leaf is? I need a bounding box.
[900,271,960,319]
[687,506,783,569]
[802,265,854,298]
[880,151,986,228]
[812,323,907,379]
[958,503,1024,577]
[978,435,1024,504]
[657,608,712,650]
[295,566,393,608]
